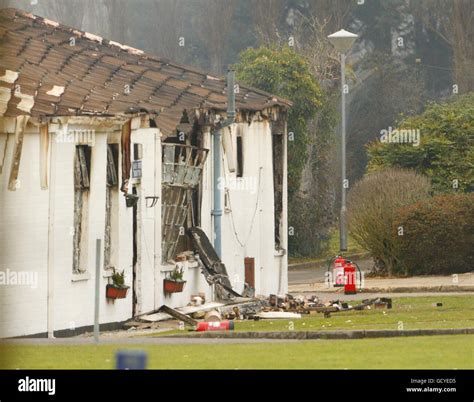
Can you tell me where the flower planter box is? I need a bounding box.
[163,279,186,294]
[106,284,129,299]
[125,193,139,208]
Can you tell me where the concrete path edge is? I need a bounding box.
[163,327,474,340]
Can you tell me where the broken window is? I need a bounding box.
[161,143,208,262]
[106,144,118,186]
[104,144,119,270]
[73,145,91,273]
[272,127,284,249]
[236,134,243,178]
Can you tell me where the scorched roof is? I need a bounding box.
[0,8,291,134]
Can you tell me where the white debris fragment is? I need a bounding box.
[108,40,144,55]
[84,32,103,43]
[15,93,35,113]
[43,18,60,28]
[46,85,65,97]
[256,312,301,319]
[0,87,12,115]
[0,70,19,83]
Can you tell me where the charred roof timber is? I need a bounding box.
[0,8,291,135]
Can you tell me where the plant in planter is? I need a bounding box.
[164,266,186,294]
[106,269,130,300]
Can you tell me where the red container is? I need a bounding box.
[106,284,129,299]
[163,279,186,293]
[344,261,357,295]
[196,321,235,332]
[333,256,346,287]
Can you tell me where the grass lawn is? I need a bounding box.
[1,335,472,369]
[152,295,474,336]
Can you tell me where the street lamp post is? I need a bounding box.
[328,29,358,253]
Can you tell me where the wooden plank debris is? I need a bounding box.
[39,123,49,189]
[158,305,197,327]
[256,311,302,319]
[7,115,29,191]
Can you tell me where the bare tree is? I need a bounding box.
[105,0,128,43]
[250,0,285,45]
[196,0,237,74]
[412,0,474,93]
[148,0,186,62]
[451,0,474,93]
[306,0,353,32]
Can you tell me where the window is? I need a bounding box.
[104,144,119,270]
[236,134,243,178]
[106,144,118,186]
[74,145,91,189]
[73,145,91,273]
[272,133,284,249]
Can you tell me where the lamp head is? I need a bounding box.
[327,29,358,53]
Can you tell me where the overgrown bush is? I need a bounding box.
[367,93,474,193]
[236,46,323,200]
[394,194,474,275]
[235,46,328,257]
[347,168,432,275]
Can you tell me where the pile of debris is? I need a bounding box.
[129,294,393,331]
[263,294,392,317]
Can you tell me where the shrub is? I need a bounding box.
[367,92,474,193]
[394,193,474,275]
[347,168,432,275]
[235,46,323,200]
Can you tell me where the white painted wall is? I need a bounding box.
[50,126,132,334]
[199,118,288,298]
[0,124,133,338]
[0,131,49,337]
[129,127,159,315]
[0,115,288,338]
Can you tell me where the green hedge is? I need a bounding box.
[394,193,474,275]
[367,92,474,193]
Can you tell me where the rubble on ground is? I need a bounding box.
[128,293,393,329]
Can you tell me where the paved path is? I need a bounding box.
[289,257,373,285]
[289,260,473,295]
[289,291,472,301]
[1,337,298,345]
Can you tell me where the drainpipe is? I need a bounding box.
[47,127,56,339]
[212,68,236,258]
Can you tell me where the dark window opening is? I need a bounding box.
[105,143,119,271]
[236,135,243,178]
[272,133,284,249]
[133,143,142,160]
[163,135,184,145]
[106,144,119,187]
[73,145,91,273]
[74,145,91,189]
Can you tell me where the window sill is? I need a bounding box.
[274,248,287,257]
[160,259,200,273]
[72,272,91,282]
[103,270,114,278]
[188,260,200,269]
[160,263,176,273]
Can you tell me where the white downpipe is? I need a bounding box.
[47,130,56,338]
[154,129,161,310]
